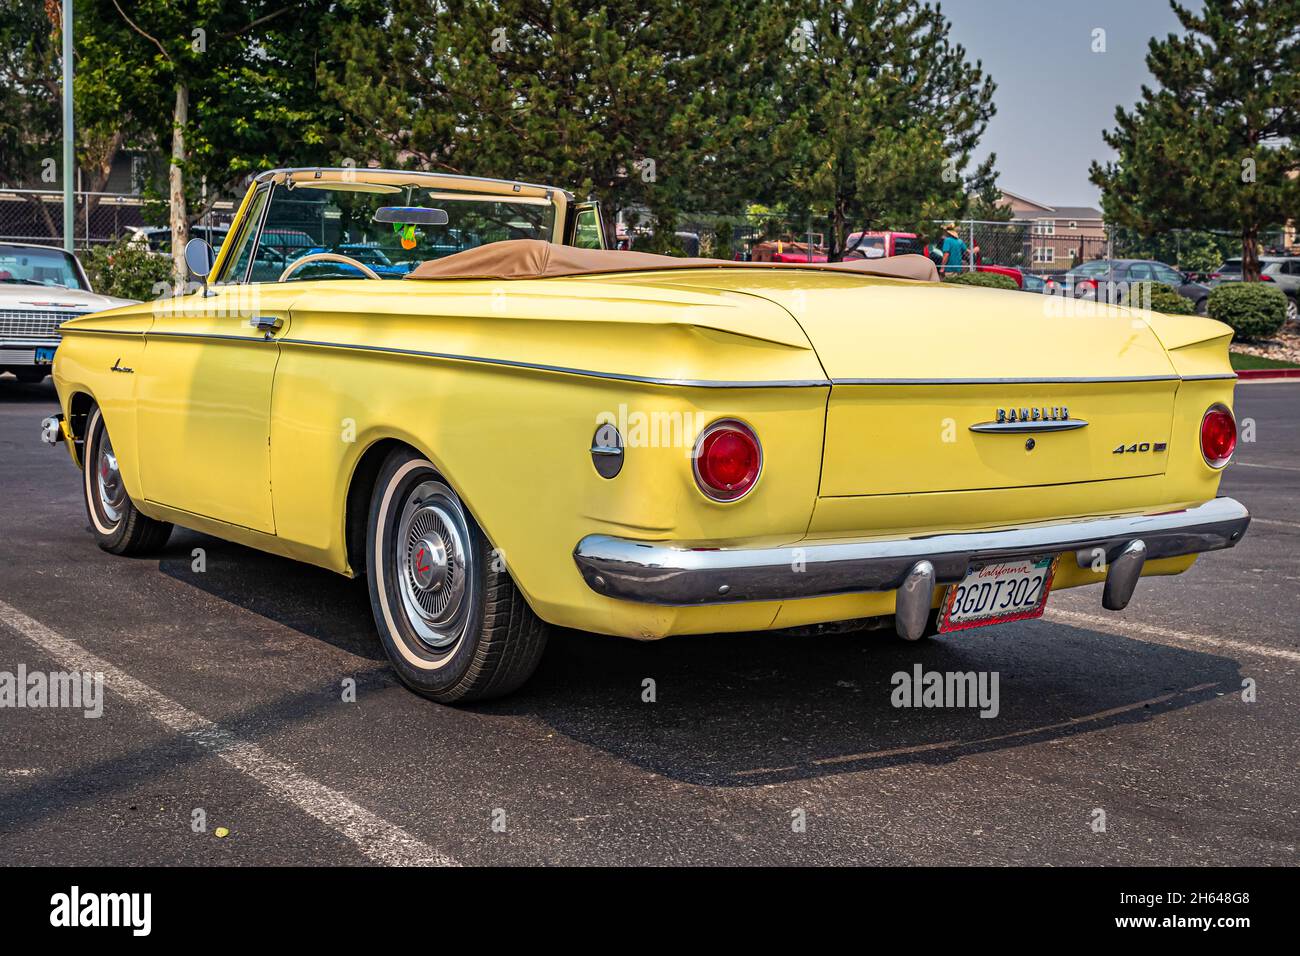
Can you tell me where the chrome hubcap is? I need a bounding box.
[96,436,126,524]
[396,481,472,650]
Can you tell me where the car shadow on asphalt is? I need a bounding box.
[157,528,385,663]
[152,527,1243,789]
[488,624,1240,786]
[0,378,57,404]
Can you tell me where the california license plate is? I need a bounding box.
[34,347,56,365]
[939,555,1059,633]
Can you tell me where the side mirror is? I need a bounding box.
[184,237,215,282]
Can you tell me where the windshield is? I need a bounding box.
[243,182,556,282]
[0,246,86,290]
[1072,260,1114,277]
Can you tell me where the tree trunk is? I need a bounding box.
[1241,224,1260,283]
[829,199,846,263]
[169,82,189,286]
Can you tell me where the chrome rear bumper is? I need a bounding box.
[573,497,1250,616]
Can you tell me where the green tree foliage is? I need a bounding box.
[1091,0,1300,281]
[75,0,344,279]
[764,0,997,260]
[318,0,778,248]
[1110,225,1236,274]
[0,0,61,231]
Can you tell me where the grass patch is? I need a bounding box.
[1230,352,1300,370]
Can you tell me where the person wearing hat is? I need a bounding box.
[938,223,969,277]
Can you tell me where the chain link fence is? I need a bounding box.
[0,188,238,252]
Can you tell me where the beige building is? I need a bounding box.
[997,190,1107,271]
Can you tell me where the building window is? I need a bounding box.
[1068,220,1078,230]
[1033,246,1055,263]
[1032,218,1055,236]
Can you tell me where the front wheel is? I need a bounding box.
[366,447,547,703]
[83,405,173,555]
[1286,296,1298,323]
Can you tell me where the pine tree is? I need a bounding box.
[1091,0,1300,280]
[318,0,780,247]
[764,0,998,260]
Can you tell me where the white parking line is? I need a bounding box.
[1250,517,1300,530]
[0,599,458,867]
[1043,607,1300,663]
[1234,461,1300,473]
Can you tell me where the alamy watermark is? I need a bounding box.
[0,665,103,718]
[890,664,1000,718]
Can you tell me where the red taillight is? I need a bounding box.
[1200,403,1237,469]
[1080,278,1098,290]
[1259,274,1274,281]
[693,420,762,501]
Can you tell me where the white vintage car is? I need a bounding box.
[0,242,136,382]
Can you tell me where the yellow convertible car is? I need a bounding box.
[42,167,1250,702]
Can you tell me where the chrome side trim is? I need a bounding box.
[276,337,831,388]
[969,419,1089,434]
[832,375,1182,385]
[573,497,1250,606]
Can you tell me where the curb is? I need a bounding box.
[1235,368,1300,380]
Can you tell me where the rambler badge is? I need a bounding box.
[969,406,1088,433]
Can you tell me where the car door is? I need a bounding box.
[134,186,290,533]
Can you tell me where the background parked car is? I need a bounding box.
[0,242,136,383]
[1044,259,1209,313]
[1020,272,1047,293]
[1209,257,1300,322]
[127,224,230,259]
[842,231,925,259]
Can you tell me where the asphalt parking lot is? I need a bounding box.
[0,377,1296,866]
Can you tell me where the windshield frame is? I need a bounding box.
[210,168,570,285]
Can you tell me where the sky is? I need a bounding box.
[942,0,1188,209]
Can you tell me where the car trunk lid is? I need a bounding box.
[656,272,1181,495]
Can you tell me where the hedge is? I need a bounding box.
[83,239,171,302]
[943,271,1018,290]
[1140,282,1195,315]
[1206,282,1288,341]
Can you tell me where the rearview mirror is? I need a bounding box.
[373,206,449,226]
[184,237,215,280]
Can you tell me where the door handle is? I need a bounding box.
[249,315,283,336]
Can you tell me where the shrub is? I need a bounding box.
[1136,282,1195,315]
[1206,282,1288,340]
[944,270,1018,290]
[83,239,172,302]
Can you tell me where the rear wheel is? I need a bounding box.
[1286,296,1298,323]
[83,405,173,555]
[365,447,547,703]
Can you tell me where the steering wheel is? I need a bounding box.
[279,252,381,282]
